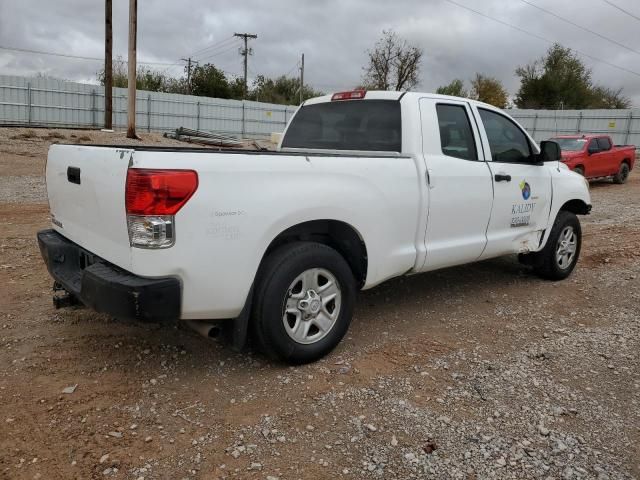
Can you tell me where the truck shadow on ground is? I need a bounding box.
[54,254,543,371]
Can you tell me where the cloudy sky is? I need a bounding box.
[1,0,639,105]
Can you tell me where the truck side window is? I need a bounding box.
[596,137,611,151]
[436,104,478,161]
[478,108,532,163]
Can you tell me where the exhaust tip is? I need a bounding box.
[185,320,225,340]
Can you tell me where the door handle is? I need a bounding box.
[494,173,511,182]
[426,168,434,188]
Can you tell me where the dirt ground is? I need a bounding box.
[0,127,638,480]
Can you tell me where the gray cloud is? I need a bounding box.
[1,0,639,105]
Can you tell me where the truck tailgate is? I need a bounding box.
[46,144,133,270]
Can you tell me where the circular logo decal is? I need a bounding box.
[520,180,531,200]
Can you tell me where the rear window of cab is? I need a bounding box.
[281,100,402,152]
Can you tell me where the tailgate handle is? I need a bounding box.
[67,167,81,185]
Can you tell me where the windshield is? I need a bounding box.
[281,100,401,152]
[551,138,587,152]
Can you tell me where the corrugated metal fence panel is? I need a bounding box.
[2,75,637,144]
[510,109,640,146]
[0,75,298,139]
[0,75,30,124]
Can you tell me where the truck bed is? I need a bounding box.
[45,143,420,319]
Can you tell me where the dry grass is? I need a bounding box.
[9,129,38,140]
[44,131,66,140]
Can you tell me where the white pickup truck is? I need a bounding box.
[38,90,591,363]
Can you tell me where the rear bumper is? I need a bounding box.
[37,229,181,321]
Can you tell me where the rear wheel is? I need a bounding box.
[574,166,584,176]
[252,242,355,364]
[613,162,630,184]
[531,211,582,280]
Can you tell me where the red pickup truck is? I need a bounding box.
[550,135,636,183]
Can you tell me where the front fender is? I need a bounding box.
[539,165,591,250]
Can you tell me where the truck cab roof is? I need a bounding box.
[303,90,499,110]
[552,134,609,140]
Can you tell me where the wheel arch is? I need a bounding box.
[559,199,591,215]
[261,220,368,288]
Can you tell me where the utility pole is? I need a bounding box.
[104,0,112,129]
[299,53,305,105]
[126,0,138,139]
[234,32,257,98]
[181,57,197,95]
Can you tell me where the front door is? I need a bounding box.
[473,106,552,259]
[419,98,494,271]
[589,137,612,177]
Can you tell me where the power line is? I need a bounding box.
[442,0,640,78]
[188,36,237,59]
[0,44,181,66]
[154,37,238,77]
[601,0,640,22]
[519,0,640,56]
[284,60,300,78]
[194,40,242,64]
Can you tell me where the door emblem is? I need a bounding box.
[520,180,531,200]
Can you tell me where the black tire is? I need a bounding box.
[613,162,630,184]
[574,166,584,177]
[252,242,356,364]
[532,210,582,280]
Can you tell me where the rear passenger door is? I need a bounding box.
[419,98,494,271]
[474,107,552,258]
[592,137,613,177]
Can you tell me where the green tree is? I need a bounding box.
[436,79,467,97]
[513,44,626,109]
[229,77,246,100]
[362,30,423,91]
[162,77,189,95]
[189,63,233,98]
[97,58,326,105]
[470,73,509,108]
[97,56,177,92]
[250,75,323,105]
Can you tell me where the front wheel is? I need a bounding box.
[252,242,356,364]
[532,211,582,280]
[613,162,630,184]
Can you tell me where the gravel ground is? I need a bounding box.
[0,128,638,479]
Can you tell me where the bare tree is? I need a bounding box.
[362,30,423,91]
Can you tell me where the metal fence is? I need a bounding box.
[0,75,298,139]
[1,75,639,145]
[508,109,639,146]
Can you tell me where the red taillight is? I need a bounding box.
[331,90,366,101]
[125,169,198,215]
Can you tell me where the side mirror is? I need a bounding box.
[587,146,599,155]
[539,140,561,162]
